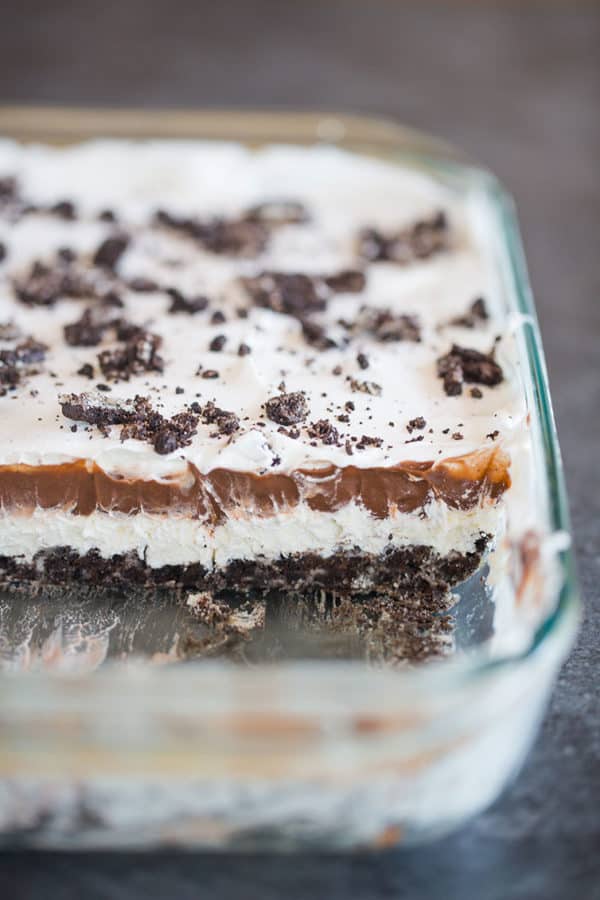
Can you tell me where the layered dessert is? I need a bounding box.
[0,139,522,606]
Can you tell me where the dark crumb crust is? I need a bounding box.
[0,537,488,597]
[0,540,488,665]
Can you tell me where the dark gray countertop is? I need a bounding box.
[0,2,598,897]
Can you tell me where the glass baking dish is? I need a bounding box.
[0,106,579,850]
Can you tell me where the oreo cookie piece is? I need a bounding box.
[351,307,421,343]
[307,419,341,446]
[200,401,240,436]
[264,391,309,426]
[358,211,449,264]
[97,329,164,381]
[64,307,119,347]
[59,391,139,428]
[437,344,504,396]
[242,272,328,318]
[167,288,209,315]
[449,297,489,329]
[93,234,130,270]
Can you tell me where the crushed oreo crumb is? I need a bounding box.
[50,200,76,221]
[242,272,327,318]
[167,287,209,315]
[59,391,138,428]
[113,319,142,341]
[437,344,504,396]
[241,268,367,352]
[242,267,365,326]
[93,234,129,270]
[209,334,227,352]
[356,434,384,450]
[264,391,308,426]
[128,408,199,455]
[237,342,251,357]
[358,211,449,264]
[77,362,95,379]
[406,416,426,433]
[0,336,48,394]
[156,209,268,258]
[301,319,337,351]
[153,429,178,454]
[200,400,240,436]
[64,306,119,347]
[357,352,369,370]
[129,277,159,293]
[201,369,219,380]
[101,291,124,309]
[60,391,199,454]
[351,307,421,343]
[323,269,366,294]
[57,247,76,264]
[97,328,164,382]
[13,256,95,307]
[349,378,382,396]
[450,297,489,329]
[307,419,340,445]
[0,176,18,206]
[14,262,64,307]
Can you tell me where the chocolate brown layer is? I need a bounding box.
[0,446,510,519]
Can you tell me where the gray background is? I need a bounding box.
[0,1,599,897]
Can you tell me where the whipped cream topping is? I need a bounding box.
[0,139,526,479]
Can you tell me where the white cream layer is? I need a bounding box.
[0,501,501,570]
